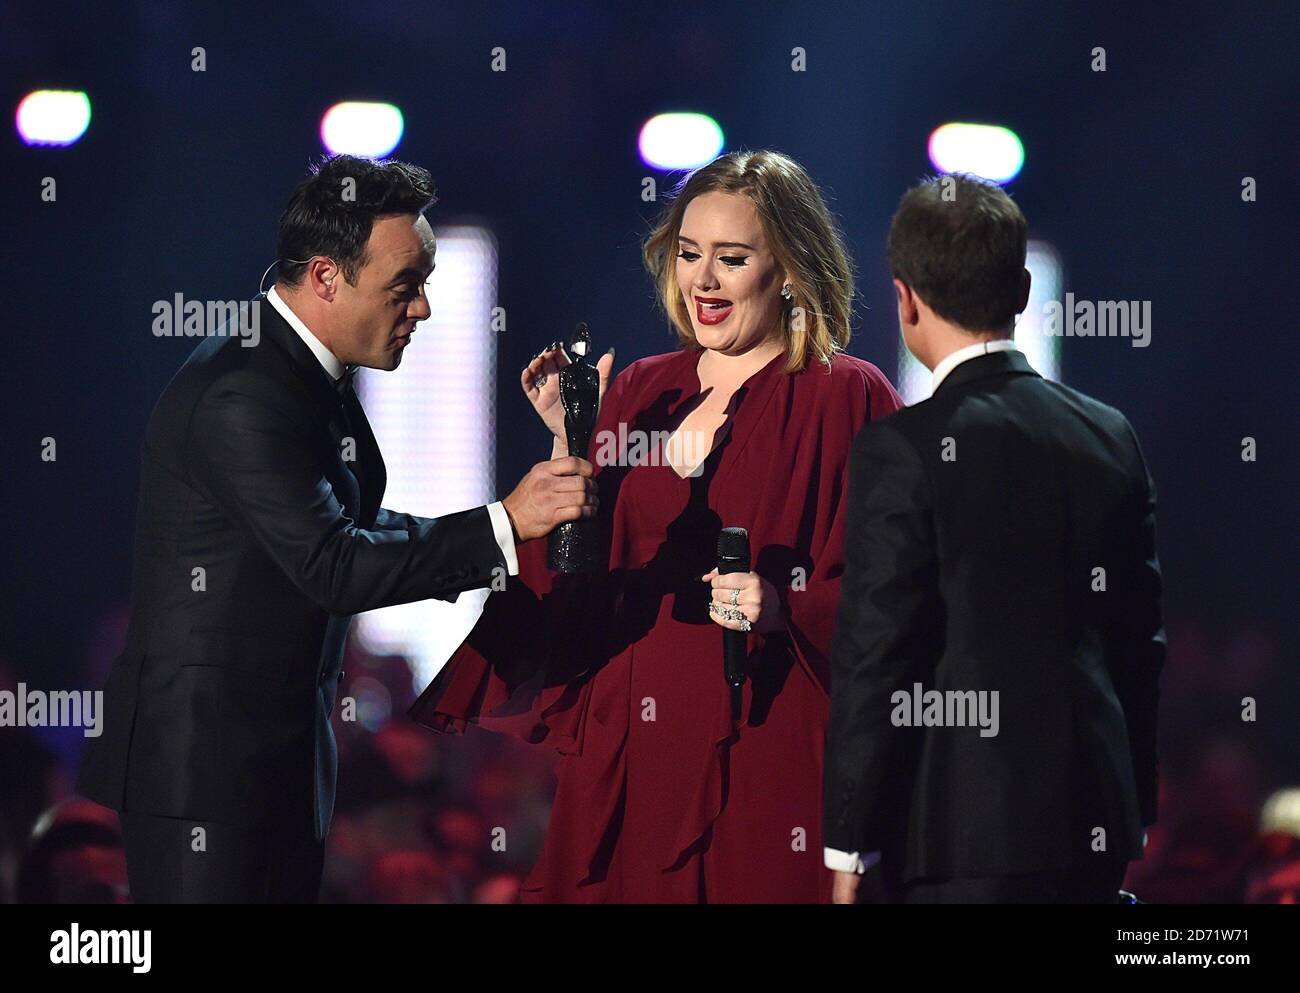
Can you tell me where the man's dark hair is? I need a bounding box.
[887,173,1027,332]
[277,154,436,288]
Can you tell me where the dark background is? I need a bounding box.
[2,1,1296,902]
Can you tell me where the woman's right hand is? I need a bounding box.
[522,342,615,444]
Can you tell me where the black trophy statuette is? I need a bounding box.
[548,322,603,573]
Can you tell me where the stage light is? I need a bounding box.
[896,239,1062,404]
[927,122,1024,184]
[1017,240,1065,382]
[16,90,91,146]
[639,112,724,170]
[320,101,404,157]
[355,226,498,690]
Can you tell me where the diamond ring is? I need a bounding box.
[710,603,742,622]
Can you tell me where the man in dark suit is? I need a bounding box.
[78,155,597,902]
[824,174,1164,903]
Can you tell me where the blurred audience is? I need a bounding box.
[17,798,128,903]
[1242,788,1300,904]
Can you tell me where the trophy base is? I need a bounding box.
[547,519,602,573]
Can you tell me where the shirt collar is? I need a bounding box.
[266,285,345,382]
[931,338,1019,392]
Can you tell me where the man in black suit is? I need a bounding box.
[824,174,1164,903]
[78,155,597,902]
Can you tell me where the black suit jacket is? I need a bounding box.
[824,350,1164,881]
[79,295,506,838]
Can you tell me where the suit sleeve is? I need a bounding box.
[376,503,519,578]
[373,508,421,531]
[824,421,941,854]
[186,382,507,616]
[1109,421,1166,826]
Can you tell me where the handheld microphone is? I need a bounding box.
[717,527,750,691]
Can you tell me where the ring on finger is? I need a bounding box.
[729,588,740,607]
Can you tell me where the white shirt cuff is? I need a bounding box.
[823,847,881,874]
[486,501,519,577]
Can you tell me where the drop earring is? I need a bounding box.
[780,284,793,301]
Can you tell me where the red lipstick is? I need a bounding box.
[694,296,734,326]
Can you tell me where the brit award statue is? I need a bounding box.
[548,322,603,573]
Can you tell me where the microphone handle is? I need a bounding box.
[719,552,749,690]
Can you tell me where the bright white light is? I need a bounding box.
[1016,241,1064,384]
[355,226,498,692]
[639,112,724,170]
[928,122,1024,184]
[16,90,91,146]
[320,101,404,157]
[896,239,1062,404]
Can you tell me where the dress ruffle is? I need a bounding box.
[409,538,600,756]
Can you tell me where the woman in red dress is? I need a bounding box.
[410,150,902,902]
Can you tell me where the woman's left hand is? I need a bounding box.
[701,568,785,634]
[523,343,616,446]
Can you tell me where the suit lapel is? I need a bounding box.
[256,295,347,413]
[339,382,386,526]
[256,294,386,525]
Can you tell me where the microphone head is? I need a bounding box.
[717,527,750,570]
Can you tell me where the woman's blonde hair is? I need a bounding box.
[642,149,854,373]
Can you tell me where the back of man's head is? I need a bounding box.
[887,174,1027,333]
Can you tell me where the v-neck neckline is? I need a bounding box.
[661,347,786,481]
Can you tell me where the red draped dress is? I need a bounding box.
[410,346,902,902]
